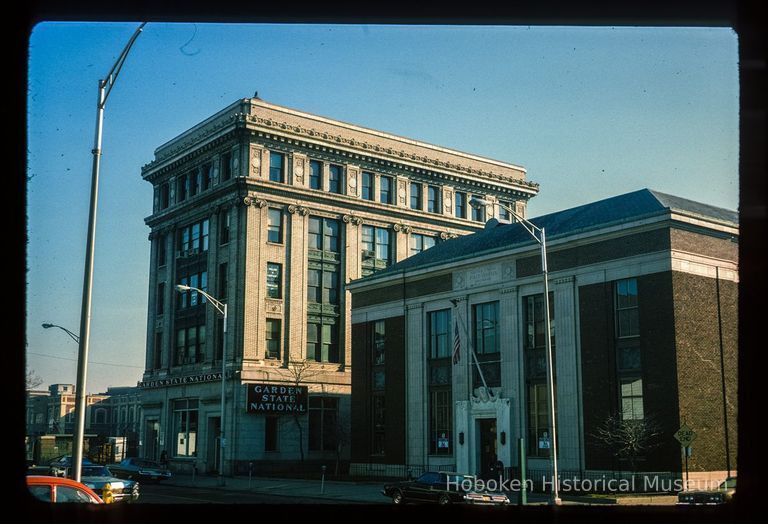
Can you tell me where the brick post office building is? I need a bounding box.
[138,97,538,475]
[348,189,737,484]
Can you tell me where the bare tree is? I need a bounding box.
[592,413,663,475]
[284,359,318,463]
[26,368,43,391]
[333,412,351,476]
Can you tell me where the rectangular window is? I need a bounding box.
[308,216,340,253]
[202,162,212,190]
[309,397,339,452]
[219,209,230,245]
[455,191,466,218]
[174,324,206,365]
[156,283,165,316]
[269,151,285,183]
[620,378,644,420]
[328,164,343,194]
[177,219,209,256]
[427,185,441,213]
[372,320,385,366]
[361,225,392,276]
[409,233,437,256]
[265,319,281,359]
[160,183,170,210]
[266,263,282,299]
[189,169,199,197]
[499,200,512,222]
[172,399,198,457]
[379,176,393,204]
[527,383,552,457]
[177,271,208,309]
[153,332,163,369]
[361,172,374,200]
[428,309,451,359]
[307,268,321,303]
[471,195,486,222]
[267,208,283,244]
[616,278,639,337]
[157,233,167,267]
[221,151,232,181]
[371,395,385,455]
[176,174,187,203]
[473,301,501,389]
[309,160,322,190]
[410,182,422,210]
[429,389,452,455]
[264,416,279,452]
[306,322,339,363]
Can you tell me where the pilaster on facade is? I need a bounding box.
[551,275,581,471]
[242,200,264,362]
[291,152,308,188]
[405,303,425,466]
[499,286,520,447]
[396,176,408,208]
[286,205,308,363]
[346,165,360,198]
[248,144,267,180]
[442,186,454,217]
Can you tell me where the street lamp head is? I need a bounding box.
[469,197,491,209]
[176,284,191,292]
[41,323,54,329]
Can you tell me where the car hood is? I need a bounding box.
[82,476,135,489]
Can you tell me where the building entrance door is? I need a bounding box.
[477,418,497,479]
[207,417,221,474]
[145,420,160,461]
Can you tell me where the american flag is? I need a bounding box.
[452,319,461,365]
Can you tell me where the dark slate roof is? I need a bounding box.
[371,188,737,278]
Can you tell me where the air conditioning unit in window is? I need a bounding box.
[361,250,375,260]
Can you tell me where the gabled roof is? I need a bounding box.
[369,188,737,279]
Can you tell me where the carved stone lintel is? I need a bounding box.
[439,231,459,240]
[393,223,412,234]
[342,214,363,226]
[288,204,309,216]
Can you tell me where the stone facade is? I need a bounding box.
[349,192,738,483]
[138,97,537,474]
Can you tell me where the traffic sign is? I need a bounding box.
[674,424,697,447]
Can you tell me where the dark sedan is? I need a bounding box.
[383,471,509,505]
[677,477,736,505]
[109,457,172,482]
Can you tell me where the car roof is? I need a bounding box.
[27,476,104,502]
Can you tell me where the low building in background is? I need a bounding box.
[348,189,737,487]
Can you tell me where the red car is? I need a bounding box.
[27,475,104,504]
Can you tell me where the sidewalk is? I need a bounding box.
[164,472,388,504]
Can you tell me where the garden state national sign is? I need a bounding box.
[246,384,308,415]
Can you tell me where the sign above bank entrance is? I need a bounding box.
[246,383,308,415]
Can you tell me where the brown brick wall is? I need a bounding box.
[518,228,671,277]
[670,228,738,263]
[351,273,453,308]
[672,271,738,473]
[350,322,369,462]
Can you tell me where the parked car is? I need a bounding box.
[79,464,140,504]
[109,457,172,482]
[27,475,104,504]
[677,477,736,505]
[42,455,95,477]
[382,471,510,505]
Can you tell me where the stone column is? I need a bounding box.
[241,197,267,361]
[406,303,426,466]
[552,275,580,471]
[393,223,411,265]
[285,204,309,363]
[342,214,363,369]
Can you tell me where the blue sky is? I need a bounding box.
[26,23,739,393]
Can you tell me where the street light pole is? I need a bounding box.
[42,323,80,344]
[176,285,228,486]
[71,23,146,483]
[469,198,561,505]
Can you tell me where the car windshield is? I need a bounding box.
[81,466,112,477]
[720,478,736,489]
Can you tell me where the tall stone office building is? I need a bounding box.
[139,97,538,474]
